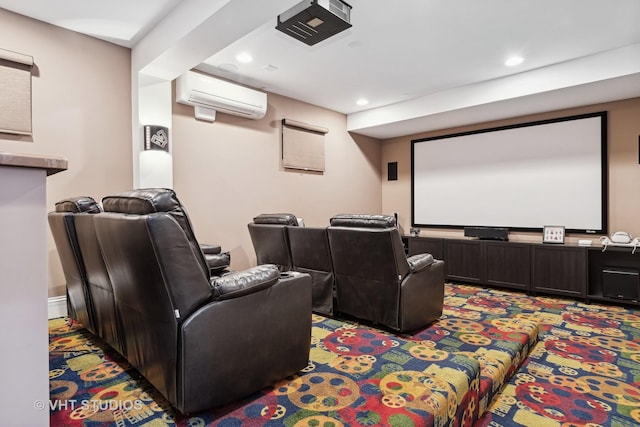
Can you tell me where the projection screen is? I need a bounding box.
[411,112,607,234]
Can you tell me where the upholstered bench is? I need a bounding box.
[405,307,541,416]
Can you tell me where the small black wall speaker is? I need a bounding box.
[388,162,398,181]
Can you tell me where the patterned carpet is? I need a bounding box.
[470,286,640,427]
[48,283,640,426]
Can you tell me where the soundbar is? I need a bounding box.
[464,227,509,241]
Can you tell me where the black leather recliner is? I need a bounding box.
[247,213,298,271]
[48,197,101,333]
[327,214,445,332]
[95,189,312,413]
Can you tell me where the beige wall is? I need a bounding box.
[173,90,382,270]
[0,9,133,296]
[5,6,638,295]
[382,97,640,243]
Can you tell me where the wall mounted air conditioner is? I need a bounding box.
[176,71,267,122]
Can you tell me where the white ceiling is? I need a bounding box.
[0,0,182,47]
[2,0,640,139]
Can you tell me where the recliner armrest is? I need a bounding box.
[407,253,434,273]
[205,252,230,275]
[210,264,279,300]
[200,244,222,255]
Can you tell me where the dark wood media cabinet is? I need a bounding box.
[406,236,640,307]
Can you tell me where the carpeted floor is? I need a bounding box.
[49,283,640,426]
[469,286,640,427]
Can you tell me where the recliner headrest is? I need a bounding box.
[101,188,211,277]
[55,196,102,213]
[330,214,396,229]
[102,188,181,214]
[253,213,299,226]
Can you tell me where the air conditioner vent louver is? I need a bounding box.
[175,71,267,122]
[276,0,352,46]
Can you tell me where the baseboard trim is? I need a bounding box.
[48,295,67,319]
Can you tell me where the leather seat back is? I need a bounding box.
[101,188,211,278]
[48,196,101,332]
[327,214,409,328]
[248,213,298,271]
[74,214,124,354]
[288,226,334,315]
[94,210,212,406]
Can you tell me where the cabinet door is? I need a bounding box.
[408,237,444,259]
[587,247,640,306]
[444,240,483,283]
[485,242,530,291]
[531,246,586,297]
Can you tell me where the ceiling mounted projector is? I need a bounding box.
[276,0,352,46]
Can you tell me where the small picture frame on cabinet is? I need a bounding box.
[543,225,565,244]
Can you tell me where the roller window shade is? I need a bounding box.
[282,119,328,172]
[0,48,33,136]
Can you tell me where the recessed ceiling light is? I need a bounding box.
[235,52,253,63]
[505,56,524,67]
[356,98,369,106]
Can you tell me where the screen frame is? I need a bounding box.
[410,111,608,234]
